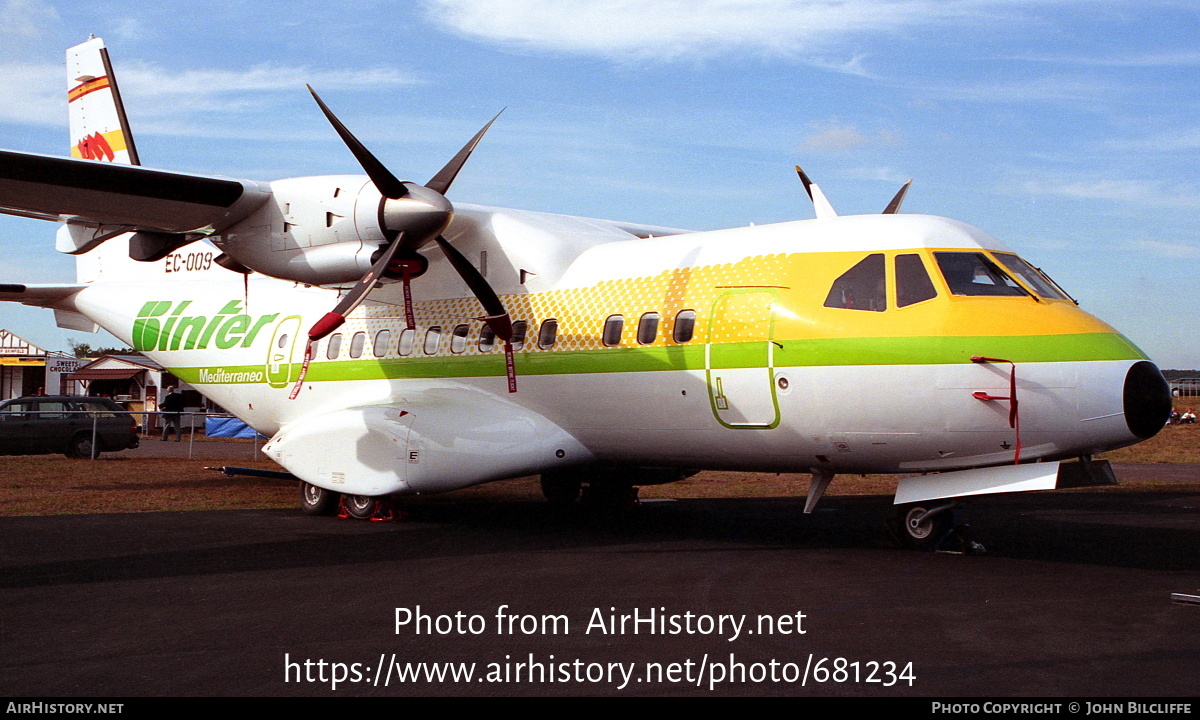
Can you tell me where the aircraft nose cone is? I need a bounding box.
[1123,361,1172,439]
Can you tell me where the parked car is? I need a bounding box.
[0,396,140,458]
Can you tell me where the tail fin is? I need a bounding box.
[68,36,140,166]
[64,37,232,284]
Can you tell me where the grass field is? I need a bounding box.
[2,409,1195,517]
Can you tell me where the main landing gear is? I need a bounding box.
[299,482,339,516]
[297,482,397,521]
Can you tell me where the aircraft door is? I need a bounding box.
[265,315,302,388]
[705,290,780,429]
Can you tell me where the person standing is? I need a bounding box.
[160,386,184,441]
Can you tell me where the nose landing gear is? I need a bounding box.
[894,501,985,553]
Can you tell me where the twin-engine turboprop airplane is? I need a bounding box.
[0,38,1173,548]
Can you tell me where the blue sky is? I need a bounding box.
[1,0,1197,368]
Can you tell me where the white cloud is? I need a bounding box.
[108,17,148,43]
[1019,177,1200,209]
[118,64,419,97]
[0,61,63,125]
[1132,240,1200,259]
[806,53,877,78]
[420,0,1036,63]
[0,0,59,41]
[931,75,1113,103]
[800,119,899,150]
[844,165,911,183]
[0,58,420,130]
[1108,128,1200,154]
[1011,50,1200,67]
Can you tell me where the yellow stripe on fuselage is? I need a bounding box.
[364,248,1122,353]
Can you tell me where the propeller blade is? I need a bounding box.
[308,85,409,200]
[794,165,838,219]
[425,109,504,196]
[308,235,405,342]
[434,235,512,340]
[883,180,912,214]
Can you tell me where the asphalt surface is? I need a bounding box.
[1,466,1197,697]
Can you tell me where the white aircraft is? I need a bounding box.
[0,38,1173,548]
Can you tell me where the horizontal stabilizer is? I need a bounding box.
[0,283,88,308]
[0,149,271,236]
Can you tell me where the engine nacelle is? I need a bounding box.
[214,175,387,285]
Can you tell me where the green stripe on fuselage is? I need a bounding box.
[167,332,1145,385]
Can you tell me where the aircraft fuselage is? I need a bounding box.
[64,211,1163,497]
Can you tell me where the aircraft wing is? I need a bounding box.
[0,149,271,236]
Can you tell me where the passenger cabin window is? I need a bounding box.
[895,254,938,307]
[538,319,558,349]
[673,309,696,343]
[478,323,496,352]
[510,321,528,351]
[373,329,390,357]
[934,252,1029,297]
[824,254,887,311]
[637,312,659,345]
[423,326,442,355]
[397,328,415,356]
[349,331,366,359]
[992,253,1071,300]
[326,333,342,360]
[602,315,624,346]
[450,324,469,354]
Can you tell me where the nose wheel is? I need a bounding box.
[895,502,955,551]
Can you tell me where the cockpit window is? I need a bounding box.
[895,253,937,307]
[934,252,1029,297]
[991,252,1071,300]
[824,254,886,311]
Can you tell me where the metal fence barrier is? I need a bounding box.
[0,409,263,460]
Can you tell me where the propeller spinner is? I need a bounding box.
[292,90,515,396]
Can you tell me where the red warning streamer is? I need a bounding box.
[504,340,517,393]
[288,341,315,400]
[971,356,1020,464]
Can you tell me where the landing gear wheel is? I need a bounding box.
[540,472,582,506]
[299,482,339,516]
[65,433,94,459]
[896,503,953,551]
[344,494,381,520]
